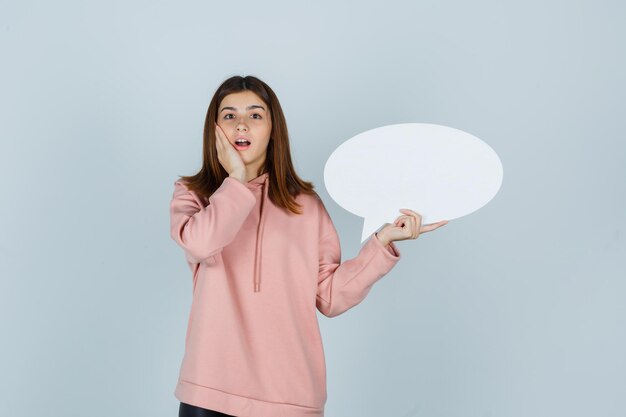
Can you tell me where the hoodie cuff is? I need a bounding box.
[373,232,401,259]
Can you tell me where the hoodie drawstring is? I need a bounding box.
[253,175,269,292]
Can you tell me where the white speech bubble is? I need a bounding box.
[323,123,503,242]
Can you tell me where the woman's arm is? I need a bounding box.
[316,204,401,318]
[169,178,257,264]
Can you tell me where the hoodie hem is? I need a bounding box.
[175,379,325,417]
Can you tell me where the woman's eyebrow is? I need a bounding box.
[219,104,266,113]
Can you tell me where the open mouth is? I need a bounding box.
[234,140,251,150]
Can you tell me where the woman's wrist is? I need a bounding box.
[375,231,390,247]
[228,171,246,183]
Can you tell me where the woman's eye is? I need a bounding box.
[223,114,262,120]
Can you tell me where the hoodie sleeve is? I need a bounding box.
[169,178,257,264]
[316,202,401,318]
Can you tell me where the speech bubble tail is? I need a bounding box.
[361,215,386,244]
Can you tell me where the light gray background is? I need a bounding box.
[1,1,624,416]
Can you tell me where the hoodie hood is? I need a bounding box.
[244,171,269,292]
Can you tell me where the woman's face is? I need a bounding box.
[217,90,272,172]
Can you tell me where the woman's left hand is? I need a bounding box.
[375,209,448,246]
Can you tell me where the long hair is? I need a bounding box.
[177,75,317,215]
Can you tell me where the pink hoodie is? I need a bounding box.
[170,171,401,417]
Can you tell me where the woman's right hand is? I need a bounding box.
[215,124,246,178]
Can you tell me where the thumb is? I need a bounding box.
[394,214,406,226]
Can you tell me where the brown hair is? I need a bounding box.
[177,75,317,215]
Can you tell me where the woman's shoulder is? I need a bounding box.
[171,178,209,207]
[172,178,195,196]
[294,188,325,206]
[292,190,331,223]
[173,177,190,189]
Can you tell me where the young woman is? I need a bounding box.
[170,75,448,417]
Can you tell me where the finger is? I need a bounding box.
[399,209,427,223]
[420,221,448,233]
[400,209,421,217]
[219,128,235,148]
[393,214,406,226]
[398,215,411,229]
[409,213,422,236]
[412,217,420,239]
[403,216,416,238]
[392,214,406,226]
[399,215,419,238]
[215,126,223,145]
[215,132,222,152]
[424,220,448,228]
[216,123,226,138]
[216,126,230,150]
[216,124,230,144]
[400,209,422,219]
